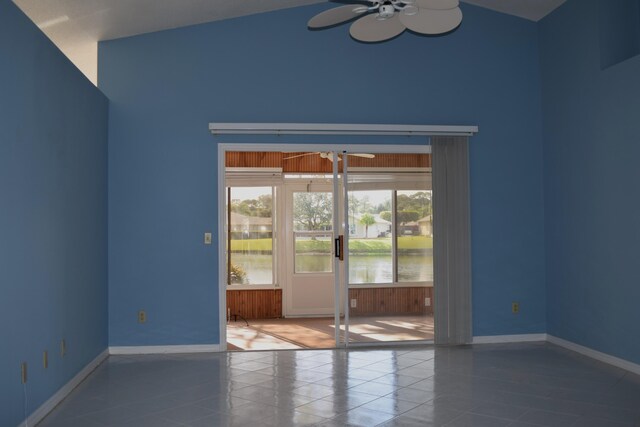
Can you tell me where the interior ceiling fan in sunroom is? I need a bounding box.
[283,152,375,162]
[308,0,463,42]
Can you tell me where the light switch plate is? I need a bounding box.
[204,232,212,245]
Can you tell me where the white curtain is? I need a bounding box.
[432,136,473,345]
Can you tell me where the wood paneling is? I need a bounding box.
[226,151,430,173]
[226,151,283,168]
[227,289,282,319]
[348,287,433,316]
[226,287,431,320]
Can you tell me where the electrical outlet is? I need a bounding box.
[425,297,431,307]
[512,302,520,314]
[138,310,147,323]
[204,232,212,245]
[61,339,66,358]
[21,362,27,384]
[350,299,357,308]
[43,351,48,369]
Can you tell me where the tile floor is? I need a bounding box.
[37,343,640,426]
[227,315,434,350]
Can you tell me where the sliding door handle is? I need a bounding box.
[334,235,344,261]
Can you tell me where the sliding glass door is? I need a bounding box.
[336,150,434,347]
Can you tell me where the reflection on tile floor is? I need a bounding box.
[37,343,640,426]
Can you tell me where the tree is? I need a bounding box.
[230,194,272,218]
[397,191,432,218]
[359,195,372,213]
[293,193,332,231]
[379,211,392,222]
[359,213,376,238]
[397,210,420,225]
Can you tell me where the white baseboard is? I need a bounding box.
[547,335,640,376]
[109,344,222,355]
[473,333,548,344]
[17,349,109,427]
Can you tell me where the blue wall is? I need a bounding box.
[0,2,109,426]
[540,0,640,364]
[99,3,546,346]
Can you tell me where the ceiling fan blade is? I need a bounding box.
[416,0,459,10]
[308,5,366,29]
[348,153,376,158]
[399,7,462,35]
[350,13,406,43]
[283,152,320,160]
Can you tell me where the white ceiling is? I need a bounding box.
[13,0,565,85]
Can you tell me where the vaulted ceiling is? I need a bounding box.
[13,0,565,85]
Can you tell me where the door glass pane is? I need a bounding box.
[344,151,434,345]
[292,192,333,274]
[228,187,273,285]
[347,190,393,284]
[396,190,433,283]
[295,233,333,273]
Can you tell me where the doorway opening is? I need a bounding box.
[222,146,434,351]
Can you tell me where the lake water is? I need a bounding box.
[231,253,433,285]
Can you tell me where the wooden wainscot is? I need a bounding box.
[226,289,282,320]
[348,287,433,316]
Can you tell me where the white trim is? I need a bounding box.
[218,143,431,155]
[547,335,640,376]
[108,345,222,355]
[18,349,109,427]
[348,339,435,348]
[218,143,228,350]
[348,282,434,289]
[209,123,478,136]
[226,167,282,173]
[472,334,548,344]
[349,167,432,172]
[227,285,280,291]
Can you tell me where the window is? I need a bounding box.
[292,192,333,273]
[348,190,393,284]
[397,190,433,283]
[227,186,275,285]
[347,188,433,285]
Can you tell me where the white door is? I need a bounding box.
[284,182,336,316]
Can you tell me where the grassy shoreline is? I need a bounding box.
[230,236,432,254]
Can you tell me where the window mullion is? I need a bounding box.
[392,190,398,283]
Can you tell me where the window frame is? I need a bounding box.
[225,181,280,290]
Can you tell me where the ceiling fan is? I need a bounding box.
[283,152,376,162]
[308,0,463,43]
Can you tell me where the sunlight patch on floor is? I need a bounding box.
[227,315,433,350]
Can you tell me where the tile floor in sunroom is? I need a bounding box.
[226,315,435,350]
[35,342,640,426]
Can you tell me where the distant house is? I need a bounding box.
[230,212,272,238]
[350,214,391,238]
[418,215,433,237]
[399,221,420,236]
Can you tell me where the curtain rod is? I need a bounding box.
[209,123,478,137]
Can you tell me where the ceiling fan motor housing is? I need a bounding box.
[379,4,395,18]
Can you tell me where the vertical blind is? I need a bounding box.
[432,136,473,345]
